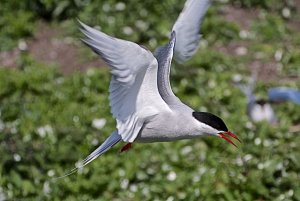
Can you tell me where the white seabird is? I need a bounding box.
[57,0,240,178]
[236,76,277,124]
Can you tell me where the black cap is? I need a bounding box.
[192,112,228,132]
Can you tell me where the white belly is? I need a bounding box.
[135,110,202,143]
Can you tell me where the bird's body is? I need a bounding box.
[248,99,277,124]
[136,106,200,143]
[58,0,240,178]
[236,76,277,124]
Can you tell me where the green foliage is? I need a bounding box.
[251,13,288,42]
[77,0,182,48]
[1,0,295,51]
[1,51,300,200]
[230,0,274,8]
[1,0,297,51]
[202,8,240,43]
[229,0,295,10]
[0,2,35,51]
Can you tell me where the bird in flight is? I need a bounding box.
[236,75,300,124]
[57,0,240,178]
[236,75,277,124]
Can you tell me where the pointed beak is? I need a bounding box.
[218,131,241,147]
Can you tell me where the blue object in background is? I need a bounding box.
[268,88,300,105]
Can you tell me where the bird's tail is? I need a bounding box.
[53,131,121,180]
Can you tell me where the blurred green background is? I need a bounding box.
[0,0,300,200]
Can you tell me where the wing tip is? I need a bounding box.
[171,31,176,40]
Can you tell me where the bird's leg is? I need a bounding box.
[120,143,133,153]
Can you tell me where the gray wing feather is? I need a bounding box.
[79,21,166,143]
[155,0,211,106]
[172,0,211,63]
[155,31,182,105]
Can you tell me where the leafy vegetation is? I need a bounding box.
[0,0,296,51]
[1,0,300,200]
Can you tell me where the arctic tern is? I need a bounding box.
[57,0,240,178]
[236,76,277,124]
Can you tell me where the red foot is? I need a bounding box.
[120,143,133,153]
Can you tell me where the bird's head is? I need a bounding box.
[192,112,240,147]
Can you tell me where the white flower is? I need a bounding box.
[37,125,53,138]
[254,137,261,145]
[135,20,148,31]
[0,187,6,201]
[18,40,28,51]
[181,146,192,155]
[92,118,106,130]
[129,184,138,192]
[102,3,110,12]
[91,138,99,146]
[167,171,177,181]
[282,8,291,18]
[123,26,133,35]
[166,196,174,201]
[47,170,55,177]
[120,179,129,189]
[43,182,51,194]
[274,49,283,61]
[239,30,250,39]
[13,154,21,162]
[115,2,126,11]
[243,154,253,162]
[235,46,248,56]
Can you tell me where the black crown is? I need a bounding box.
[192,112,228,132]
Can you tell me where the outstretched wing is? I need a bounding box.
[154,0,211,106]
[155,32,184,106]
[79,21,170,142]
[172,0,211,63]
[268,87,300,104]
